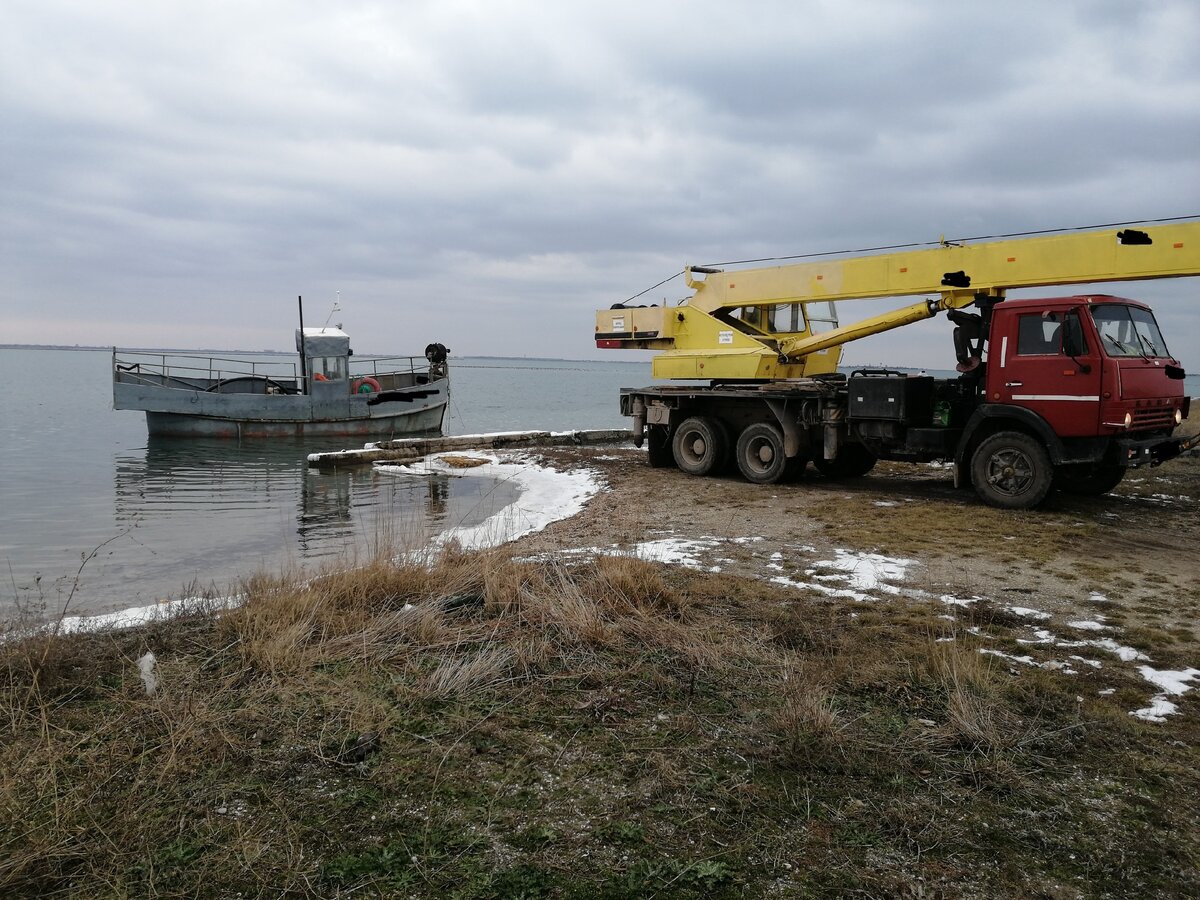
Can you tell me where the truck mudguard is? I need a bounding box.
[956,404,1066,469]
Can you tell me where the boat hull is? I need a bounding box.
[143,401,447,439]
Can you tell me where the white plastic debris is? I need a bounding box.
[137,651,158,695]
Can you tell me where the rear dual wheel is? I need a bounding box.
[812,443,877,480]
[735,423,789,484]
[671,416,731,475]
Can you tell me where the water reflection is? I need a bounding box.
[78,437,520,614]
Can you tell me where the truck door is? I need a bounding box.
[990,308,1101,437]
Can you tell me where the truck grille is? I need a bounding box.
[1130,407,1175,430]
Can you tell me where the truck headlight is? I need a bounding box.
[1177,408,1184,425]
[1123,412,1133,428]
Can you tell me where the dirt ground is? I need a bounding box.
[508,439,1200,666]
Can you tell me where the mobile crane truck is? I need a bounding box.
[595,220,1200,509]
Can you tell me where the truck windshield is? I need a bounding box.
[1090,304,1171,359]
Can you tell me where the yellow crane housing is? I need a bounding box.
[595,221,1200,380]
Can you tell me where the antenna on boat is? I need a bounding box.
[324,292,342,330]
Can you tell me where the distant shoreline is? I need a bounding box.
[0,344,642,364]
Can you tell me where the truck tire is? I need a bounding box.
[970,431,1053,509]
[672,416,729,475]
[736,423,788,484]
[813,444,877,480]
[646,424,675,468]
[1054,463,1125,496]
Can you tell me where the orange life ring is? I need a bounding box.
[352,376,381,394]
[313,372,328,382]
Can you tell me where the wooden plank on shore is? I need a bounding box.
[307,428,632,467]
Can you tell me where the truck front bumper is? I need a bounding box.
[1116,431,1199,468]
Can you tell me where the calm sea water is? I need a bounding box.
[0,348,653,621]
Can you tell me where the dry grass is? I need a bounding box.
[2,544,1198,899]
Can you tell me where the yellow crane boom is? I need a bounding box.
[595,220,1200,380]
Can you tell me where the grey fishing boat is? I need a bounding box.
[113,324,449,439]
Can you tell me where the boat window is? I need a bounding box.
[313,356,347,380]
[1091,304,1171,358]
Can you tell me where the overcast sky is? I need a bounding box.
[3,0,1199,368]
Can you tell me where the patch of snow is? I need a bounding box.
[770,574,873,603]
[982,649,1077,673]
[939,594,979,607]
[51,595,239,636]
[1131,666,1200,723]
[635,537,719,569]
[1067,620,1109,632]
[1087,591,1108,603]
[1088,638,1151,663]
[378,453,603,550]
[981,649,1038,667]
[813,549,915,592]
[1008,606,1052,620]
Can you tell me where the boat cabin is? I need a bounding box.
[298,327,351,385]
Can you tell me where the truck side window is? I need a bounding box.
[1017,315,1062,356]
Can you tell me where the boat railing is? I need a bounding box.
[349,355,437,378]
[113,350,303,390]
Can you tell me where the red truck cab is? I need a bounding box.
[986,295,1188,444]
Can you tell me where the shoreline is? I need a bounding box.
[17,449,610,636]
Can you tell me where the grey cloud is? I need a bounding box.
[1,0,1198,369]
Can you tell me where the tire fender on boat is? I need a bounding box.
[352,376,381,394]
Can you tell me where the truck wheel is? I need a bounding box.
[672,416,728,475]
[1054,463,1125,496]
[813,444,877,479]
[646,425,675,468]
[736,423,788,484]
[970,431,1053,509]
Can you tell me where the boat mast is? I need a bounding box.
[298,295,307,394]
